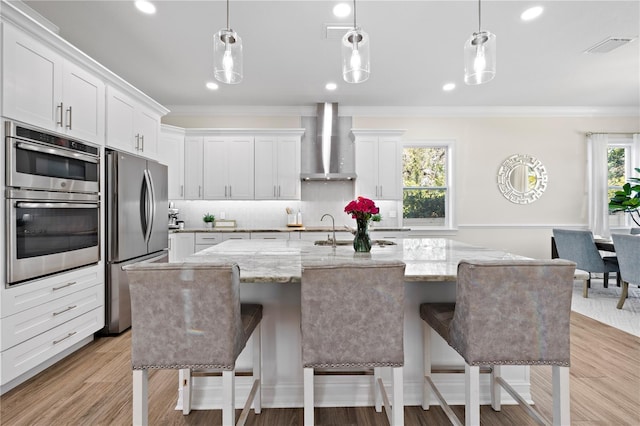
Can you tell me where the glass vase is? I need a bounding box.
[353,218,372,252]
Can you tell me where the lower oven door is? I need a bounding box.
[6,190,100,286]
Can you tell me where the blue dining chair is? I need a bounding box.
[552,229,621,292]
[611,234,640,309]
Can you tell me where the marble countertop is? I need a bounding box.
[184,238,527,283]
[172,226,410,233]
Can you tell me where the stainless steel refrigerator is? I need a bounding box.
[104,149,168,334]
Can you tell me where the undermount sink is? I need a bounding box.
[314,239,397,246]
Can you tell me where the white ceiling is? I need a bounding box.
[18,1,640,112]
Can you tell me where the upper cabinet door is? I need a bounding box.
[355,137,379,199]
[254,137,278,199]
[377,138,401,199]
[355,133,402,200]
[2,24,62,131]
[227,137,255,200]
[158,126,185,200]
[135,107,160,158]
[2,25,105,144]
[62,61,105,144]
[183,136,204,199]
[203,137,228,199]
[276,137,300,200]
[106,87,136,151]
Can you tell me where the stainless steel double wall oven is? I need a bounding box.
[5,121,101,286]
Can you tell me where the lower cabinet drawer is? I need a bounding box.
[1,284,104,351]
[0,306,104,385]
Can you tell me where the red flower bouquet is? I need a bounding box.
[344,196,380,221]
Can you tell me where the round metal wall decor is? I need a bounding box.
[497,154,548,204]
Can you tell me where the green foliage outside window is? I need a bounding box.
[403,147,447,220]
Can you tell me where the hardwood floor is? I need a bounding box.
[1,312,639,425]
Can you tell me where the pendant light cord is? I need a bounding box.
[227,0,230,30]
[477,0,481,33]
[353,0,357,29]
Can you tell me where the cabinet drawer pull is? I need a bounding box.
[52,281,77,291]
[53,331,77,345]
[53,305,77,316]
[140,134,145,151]
[56,102,64,126]
[66,105,73,130]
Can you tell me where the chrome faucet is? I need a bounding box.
[321,213,336,248]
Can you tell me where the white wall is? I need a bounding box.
[163,113,639,258]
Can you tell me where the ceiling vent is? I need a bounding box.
[585,37,635,53]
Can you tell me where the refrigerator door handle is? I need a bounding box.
[142,169,154,244]
[146,168,156,243]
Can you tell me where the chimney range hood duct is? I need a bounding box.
[300,103,357,181]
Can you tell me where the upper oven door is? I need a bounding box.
[6,190,100,285]
[6,122,99,193]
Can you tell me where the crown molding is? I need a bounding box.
[166,105,639,118]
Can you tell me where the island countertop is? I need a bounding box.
[186,238,527,283]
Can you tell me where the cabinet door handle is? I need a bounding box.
[198,185,201,197]
[379,185,383,197]
[273,186,276,197]
[53,305,77,316]
[278,185,281,197]
[53,331,77,345]
[56,103,64,126]
[65,106,72,130]
[141,134,145,151]
[229,186,232,198]
[225,186,227,198]
[180,185,184,197]
[52,281,77,291]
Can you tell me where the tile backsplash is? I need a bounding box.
[170,181,401,229]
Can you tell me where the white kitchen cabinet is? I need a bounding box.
[203,137,254,200]
[168,232,195,262]
[106,85,161,158]
[0,264,104,386]
[2,24,105,144]
[254,136,301,200]
[159,125,185,199]
[184,136,204,199]
[353,130,405,200]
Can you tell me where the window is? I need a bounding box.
[402,141,454,228]
[608,136,639,228]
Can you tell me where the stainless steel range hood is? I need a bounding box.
[300,103,357,181]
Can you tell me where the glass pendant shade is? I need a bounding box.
[342,28,370,84]
[464,30,496,85]
[214,29,243,84]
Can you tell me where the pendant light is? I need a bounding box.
[342,0,370,84]
[464,0,496,85]
[213,0,242,84]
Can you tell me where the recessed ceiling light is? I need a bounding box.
[442,83,456,91]
[325,82,337,91]
[521,6,543,21]
[206,82,219,90]
[135,0,156,15]
[333,3,351,18]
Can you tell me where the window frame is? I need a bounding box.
[401,140,456,230]
[608,135,639,229]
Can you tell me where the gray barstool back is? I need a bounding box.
[420,259,576,426]
[125,262,262,426]
[301,260,406,426]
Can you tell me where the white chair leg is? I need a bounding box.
[132,369,148,426]
[222,370,235,426]
[490,365,501,411]
[253,324,262,414]
[180,369,192,415]
[422,322,431,410]
[374,367,382,412]
[304,367,314,426]
[392,366,404,426]
[465,364,480,426]
[552,366,571,426]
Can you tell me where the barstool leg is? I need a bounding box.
[253,324,262,413]
[132,369,149,426]
[392,366,404,426]
[552,366,570,426]
[465,364,480,426]
[422,322,431,410]
[180,369,192,415]
[304,367,314,426]
[222,370,235,426]
[374,367,382,412]
[490,365,501,411]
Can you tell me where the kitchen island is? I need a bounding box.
[176,238,532,410]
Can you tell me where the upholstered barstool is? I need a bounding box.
[300,260,406,426]
[125,262,263,426]
[611,233,640,309]
[420,259,576,426]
